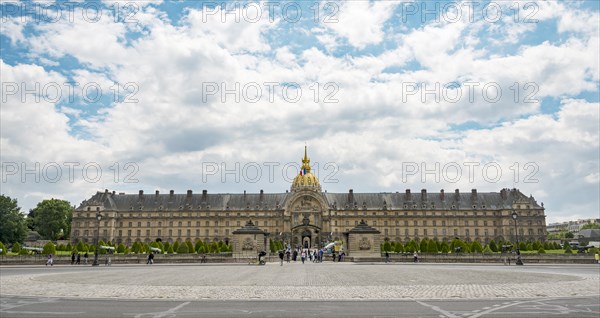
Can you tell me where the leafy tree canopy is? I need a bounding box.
[0,195,28,244]
[32,199,73,240]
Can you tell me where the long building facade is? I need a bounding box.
[70,148,547,248]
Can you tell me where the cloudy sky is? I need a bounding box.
[1,0,598,224]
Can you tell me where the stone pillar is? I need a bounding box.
[347,219,382,258]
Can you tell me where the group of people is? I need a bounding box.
[70,252,89,265]
[273,247,346,265]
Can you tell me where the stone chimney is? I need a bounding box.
[139,190,143,196]
[471,189,477,201]
[405,189,411,201]
[187,190,192,197]
[454,189,460,201]
[202,190,208,202]
[348,189,354,203]
[421,189,427,201]
[440,189,445,201]
[500,188,507,200]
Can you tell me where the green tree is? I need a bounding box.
[42,242,56,255]
[269,239,276,253]
[565,232,574,239]
[0,195,28,244]
[164,242,171,253]
[482,245,493,254]
[519,241,528,251]
[383,241,391,252]
[488,240,498,252]
[185,240,194,254]
[195,239,204,252]
[0,242,6,255]
[31,199,73,240]
[76,240,85,252]
[173,241,181,253]
[538,247,546,254]
[532,241,542,250]
[419,239,429,253]
[440,241,450,253]
[177,242,189,253]
[167,244,174,254]
[393,242,403,253]
[427,240,438,253]
[19,248,29,255]
[564,244,573,254]
[98,240,107,254]
[117,243,126,253]
[470,241,483,253]
[11,242,21,253]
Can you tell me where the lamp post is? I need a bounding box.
[92,212,102,266]
[511,211,524,265]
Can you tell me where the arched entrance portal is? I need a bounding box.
[301,230,311,249]
[291,225,320,249]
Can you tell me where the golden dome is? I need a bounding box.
[291,146,321,192]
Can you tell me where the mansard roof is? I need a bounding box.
[76,188,542,212]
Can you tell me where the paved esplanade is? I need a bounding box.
[1,263,598,300]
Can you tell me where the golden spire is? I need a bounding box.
[301,145,311,173]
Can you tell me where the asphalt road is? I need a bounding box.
[1,295,599,318]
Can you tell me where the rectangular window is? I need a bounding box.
[454,229,458,236]
[118,230,122,237]
[178,229,182,237]
[158,229,161,237]
[127,230,131,237]
[137,229,141,237]
[146,229,150,237]
[414,229,418,236]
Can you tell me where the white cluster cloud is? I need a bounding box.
[0,1,598,224]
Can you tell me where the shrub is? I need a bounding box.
[177,242,189,254]
[76,241,85,252]
[11,242,21,253]
[532,241,542,250]
[19,248,29,255]
[526,243,533,251]
[564,245,573,254]
[440,241,449,253]
[588,247,599,254]
[419,239,429,253]
[173,241,181,253]
[488,240,498,252]
[543,242,551,250]
[117,243,126,254]
[482,246,493,254]
[470,241,483,254]
[66,242,73,251]
[518,242,527,251]
[163,242,171,253]
[195,240,204,252]
[427,240,438,253]
[143,243,150,253]
[167,245,174,254]
[538,247,546,254]
[185,240,194,254]
[0,242,7,255]
[383,241,391,252]
[42,242,56,255]
[57,244,65,251]
[98,240,108,254]
[393,242,403,253]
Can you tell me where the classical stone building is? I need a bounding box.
[70,148,547,250]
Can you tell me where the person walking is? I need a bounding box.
[279,250,284,266]
[84,251,89,265]
[147,252,154,264]
[76,253,81,265]
[46,253,53,266]
[413,251,419,263]
[385,251,390,263]
[285,250,290,263]
[71,252,76,265]
[301,250,306,264]
[595,252,599,264]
